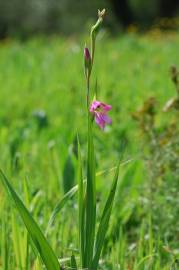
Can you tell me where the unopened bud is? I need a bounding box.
[84,47,91,61]
[91,9,106,37]
[98,9,106,19]
[84,47,91,79]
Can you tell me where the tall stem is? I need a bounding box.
[90,33,95,69]
[86,75,90,110]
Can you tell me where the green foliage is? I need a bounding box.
[77,136,85,267]
[132,65,179,248]
[92,161,120,270]
[62,149,75,194]
[0,171,61,270]
[46,184,78,235]
[0,31,179,269]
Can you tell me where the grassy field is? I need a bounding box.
[0,30,179,269]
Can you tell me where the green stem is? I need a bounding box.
[86,76,90,109]
[90,33,95,69]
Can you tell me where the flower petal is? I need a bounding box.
[90,101,101,112]
[101,113,112,124]
[100,103,112,112]
[95,112,105,130]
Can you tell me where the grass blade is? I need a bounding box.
[46,185,78,234]
[22,177,30,270]
[11,212,23,269]
[84,117,96,268]
[46,160,131,235]
[71,254,77,270]
[77,136,85,267]
[63,150,75,194]
[91,161,121,270]
[1,213,9,270]
[0,170,61,270]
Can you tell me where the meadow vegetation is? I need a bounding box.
[0,13,179,269]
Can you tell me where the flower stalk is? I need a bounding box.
[84,9,106,109]
[82,9,106,270]
[80,9,117,270]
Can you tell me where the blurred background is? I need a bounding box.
[0,0,179,39]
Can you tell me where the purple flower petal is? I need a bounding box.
[95,112,105,130]
[101,113,112,125]
[90,100,112,112]
[90,100,101,112]
[100,103,112,112]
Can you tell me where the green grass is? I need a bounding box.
[0,31,179,269]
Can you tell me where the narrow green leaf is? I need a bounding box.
[46,160,131,237]
[71,254,77,270]
[91,161,121,270]
[0,170,61,270]
[84,116,96,267]
[94,78,98,99]
[134,254,157,270]
[11,213,23,269]
[1,213,9,270]
[33,257,41,270]
[63,150,75,194]
[77,135,85,267]
[22,178,30,270]
[46,185,78,234]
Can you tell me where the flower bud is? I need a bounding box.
[98,9,106,19]
[91,9,106,38]
[90,9,106,66]
[84,47,91,79]
[84,47,91,60]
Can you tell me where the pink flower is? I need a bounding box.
[90,100,112,130]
